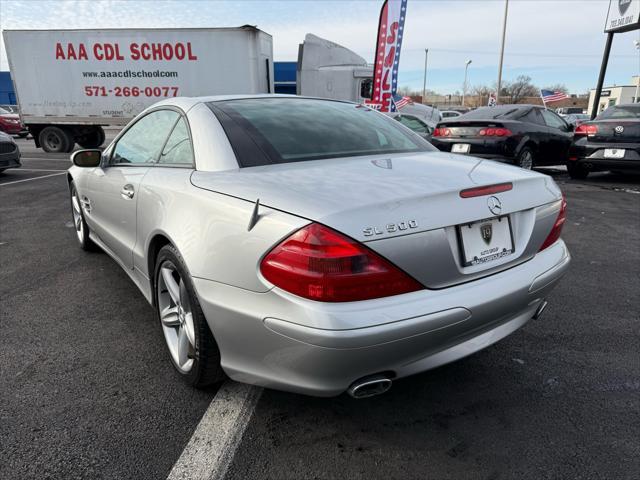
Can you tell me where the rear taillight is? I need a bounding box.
[539,194,567,251]
[574,124,598,137]
[479,128,512,137]
[433,127,452,137]
[260,223,423,302]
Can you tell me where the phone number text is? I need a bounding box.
[84,86,179,97]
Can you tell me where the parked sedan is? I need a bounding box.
[0,131,21,173]
[387,112,435,141]
[564,113,590,128]
[567,104,640,179]
[68,96,570,398]
[0,106,27,137]
[431,104,574,169]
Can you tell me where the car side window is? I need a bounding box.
[521,109,544,126]
[111,110,179,165]
[541,110,568,130]
[159,117,194,165]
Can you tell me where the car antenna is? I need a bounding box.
[247,198,261,231]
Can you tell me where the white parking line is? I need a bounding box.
[14,168,67,172]
[20,157,71,162]
[0,172,66,186]
[167,382,263,480]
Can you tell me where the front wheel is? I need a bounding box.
[69,181,97,251]
[154,245,225,388]
[516,147,535,170]
[567,162,589,179]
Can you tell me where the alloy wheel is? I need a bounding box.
[71,188,84,243]
[157,262,196,373]
[519,150,533,170]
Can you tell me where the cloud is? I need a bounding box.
[1,0,637,93]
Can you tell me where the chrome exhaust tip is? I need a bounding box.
[347,374,392,399]
[533,300,548,320]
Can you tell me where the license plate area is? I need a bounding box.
[457,216,514,267]
[604,148,625,159]
[451,143,471,154]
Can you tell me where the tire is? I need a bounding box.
[39,126,74,153]
[77,127,105,149]
[154,244,225,388]
[516,147,535,170]
[69,181,98,251]
[567,162,589,179]
[18,132,28,138]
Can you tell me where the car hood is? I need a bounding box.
[0,113,20,121]
[191,151,560,242]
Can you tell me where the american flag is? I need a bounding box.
[540,89,569,103]
[392,94,411,110]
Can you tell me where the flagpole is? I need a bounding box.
[540,89,547,110]
[496,0,509,105]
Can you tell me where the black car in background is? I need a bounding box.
[567,104,640,179]
[0,131,21,173]
[430,105,573,169]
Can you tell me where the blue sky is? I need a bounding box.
[0,0,638,94]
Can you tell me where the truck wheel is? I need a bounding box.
[39,126,74,153]
[77,127,105,149]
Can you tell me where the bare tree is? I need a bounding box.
[471,84,494,107]
[501,75,538,104]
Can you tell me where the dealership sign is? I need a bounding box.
[605,0,640,32]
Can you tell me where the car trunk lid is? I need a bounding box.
[192,151,561,288]
[589,120,640,143]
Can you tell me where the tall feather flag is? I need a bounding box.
[366,0,408,112]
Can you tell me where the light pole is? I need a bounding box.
[422,48,429,104]
[635,39,640,103]
[497,0,509,105]
[462,59,472,107]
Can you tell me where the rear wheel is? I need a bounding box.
[154,245,225,388]
[39,126,74,153]
[567,162,589,179]
[77,127,105,149]
[516,147,534,170]
[69,181,97,251]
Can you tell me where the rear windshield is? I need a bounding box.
[596,105,640,120]
[208,98,433,167]
[458,106,524,120]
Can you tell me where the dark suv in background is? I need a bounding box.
[430,105,573,169]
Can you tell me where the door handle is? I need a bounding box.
[121,184,135,199]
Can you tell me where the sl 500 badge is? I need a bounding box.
[363,220,418,237]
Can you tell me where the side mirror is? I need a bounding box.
[71,149,102,168]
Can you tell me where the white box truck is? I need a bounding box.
[2,27,273,152]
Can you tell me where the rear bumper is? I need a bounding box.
[194,240,570,397]
[431,138,517,161]
[570,140,640,171]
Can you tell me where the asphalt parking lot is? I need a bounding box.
[1,137,639,480]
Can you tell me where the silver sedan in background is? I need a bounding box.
[67,96,570,398]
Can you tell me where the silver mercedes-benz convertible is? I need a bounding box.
[67,95,570,398]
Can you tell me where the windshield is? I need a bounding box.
[596,105,640,120]
[208,98,433,167]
